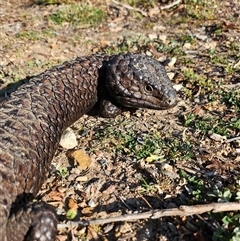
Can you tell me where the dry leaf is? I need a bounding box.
[45,190,64,202]
[68,150,92,170]
[56,235,68,241]
[68,198,78,210]
[146,154,162,163]
[81,207,94,217]
[76,176,88,182]
[102,184,116,195]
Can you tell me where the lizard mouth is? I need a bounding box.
[119,96,177,109]
[115,88,177,110]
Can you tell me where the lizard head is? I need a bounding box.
[105,53,177,110]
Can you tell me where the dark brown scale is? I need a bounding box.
[0,53,177,241]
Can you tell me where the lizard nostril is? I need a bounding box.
[166,90,177,106]
[168,99,174,104]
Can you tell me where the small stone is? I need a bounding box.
[103,224,114,233]
[153,25,166,31]
[167,72,175,80]
[76,176,88,182]
[116,223,132,234]
[167,57,177,67]
[148,33,158,40]
[203,41,217,49]
[183,42,192,49]
[145,51,152,56]
[102,184,116,195]
[168,222,178,233]
[158,34,167,44]
[195,33,208,41]
[88,199,96,207]
[208,132,226,141]
[173,84,183,91]
[59,128,78,149]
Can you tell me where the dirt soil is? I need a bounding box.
[0,0,240,241]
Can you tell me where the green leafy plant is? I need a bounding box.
[184,68,214,92]
[93,122,194,161]
[141,177,156,193]
[184,113,240,136]
[221,90,240,110]
[57,166,69,179]
[209,180,240,241]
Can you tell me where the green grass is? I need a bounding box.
[184,113,240,137]
[92,120,193,161]
[141,177,157,193]
[100,36,151,55]
[16,31,40,41]
[155,40,186,57]
[221,90,240,111]
[124,0,156,7]
[165,0,218,26]
[49,3,106,26]
[16,28,54,41]
[33,0,70,4]
[183,0,217,20]
[184,68,214,91]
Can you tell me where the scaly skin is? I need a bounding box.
[0,53,177,241]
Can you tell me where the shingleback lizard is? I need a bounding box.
[0,53,177,241]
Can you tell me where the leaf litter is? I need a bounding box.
[0,0,240,240]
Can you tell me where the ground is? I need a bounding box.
[0,0,240,240]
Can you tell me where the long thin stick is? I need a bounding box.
[58,202,240,229]
[160,0,182,10]
[111,0,147,16]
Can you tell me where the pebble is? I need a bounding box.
[173,84,183,91]
[148,33,158,40]
[183,42,192,49]
[158,34,167,44]
[203,41,217,49]
[153,25,166,31]
[115,223,132,234]
[103,224,114,233]
[167,57,177,67]
[208,132,226,142]
[167,72,175,80]
[195,33,208,41]
[88,199,96,207]
[59,128,78,149]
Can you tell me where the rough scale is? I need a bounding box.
[0,53,177,241]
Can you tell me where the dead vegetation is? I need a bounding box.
[0,0,240,240]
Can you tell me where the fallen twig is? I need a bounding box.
[58,202,240,229]
[226,136,240,143]
[111,0,147,16]
[222,83,240,89]
[160,0,182,10]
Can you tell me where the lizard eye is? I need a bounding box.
[145,84,154,92]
